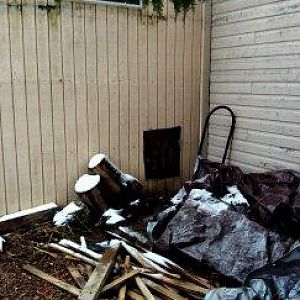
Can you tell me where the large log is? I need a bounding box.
[0,203,58,234]
[75,174,107,215]
[88,154,143,208]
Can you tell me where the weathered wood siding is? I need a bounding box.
[0,0,208,214]
[209,0,300,173]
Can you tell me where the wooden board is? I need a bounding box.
[23,264,80,296]
[0,202,58,233]
[78,243,120,300]
[0,0,206,213]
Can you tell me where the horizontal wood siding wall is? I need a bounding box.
[0,0,206,214]
[209,0,300,173]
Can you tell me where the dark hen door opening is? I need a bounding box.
[143,126,181,180]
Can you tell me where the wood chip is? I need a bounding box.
[23,264,80,296]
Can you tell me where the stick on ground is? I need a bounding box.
[23,264,80,296]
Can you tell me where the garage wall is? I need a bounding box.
[208,0,300,173]
[0,0,210,215]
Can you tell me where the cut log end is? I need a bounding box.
[75,174,100,194]
[88,153,107,169]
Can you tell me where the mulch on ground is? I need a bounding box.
[0,223,106,299]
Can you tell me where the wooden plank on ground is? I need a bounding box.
[118,285,127,300]
[23,264,80,296]
[101,269,140,293]
[142,278,187,300]
[135,276,155,300]
[78,243,120,300]
[66,264,86,289]
[144,273,209,295]
[127,290,145,300]
[0,203,58,234]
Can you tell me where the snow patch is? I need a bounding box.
[53,202,82,226]
[121,173,137,183]
[221,185,249,206]
[170,188,187,205]
[188,189,229,215]
[190,188,213,201]
[103,209,125,225]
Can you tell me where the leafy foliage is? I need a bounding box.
[144,0,200,17]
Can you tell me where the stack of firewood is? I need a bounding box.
[74,154,143,216]
[23,238,212,299]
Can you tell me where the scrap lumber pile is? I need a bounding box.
[23,237,212,299]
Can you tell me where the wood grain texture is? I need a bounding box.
[209,0,300,173]
[0,1,206,214]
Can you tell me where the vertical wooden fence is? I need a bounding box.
[0,0,209,214]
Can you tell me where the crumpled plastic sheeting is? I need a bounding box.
[156,190,290,281]
[192,159,300,237]
[205,246,300,300]
[205,279,272,300]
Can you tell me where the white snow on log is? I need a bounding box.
[170,188,187,205]
[103,209,125,225]
[106,214,125,225]
[129,199,140,206]
[53,202,82,226]
[120,173,138,186]
[88,153,106,169]
[74,174,100,194]
[221,185,249,206]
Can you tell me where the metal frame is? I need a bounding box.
[198,105,236,164]
[72,0,143,9]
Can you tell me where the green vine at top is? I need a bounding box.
[143,0,203,17]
